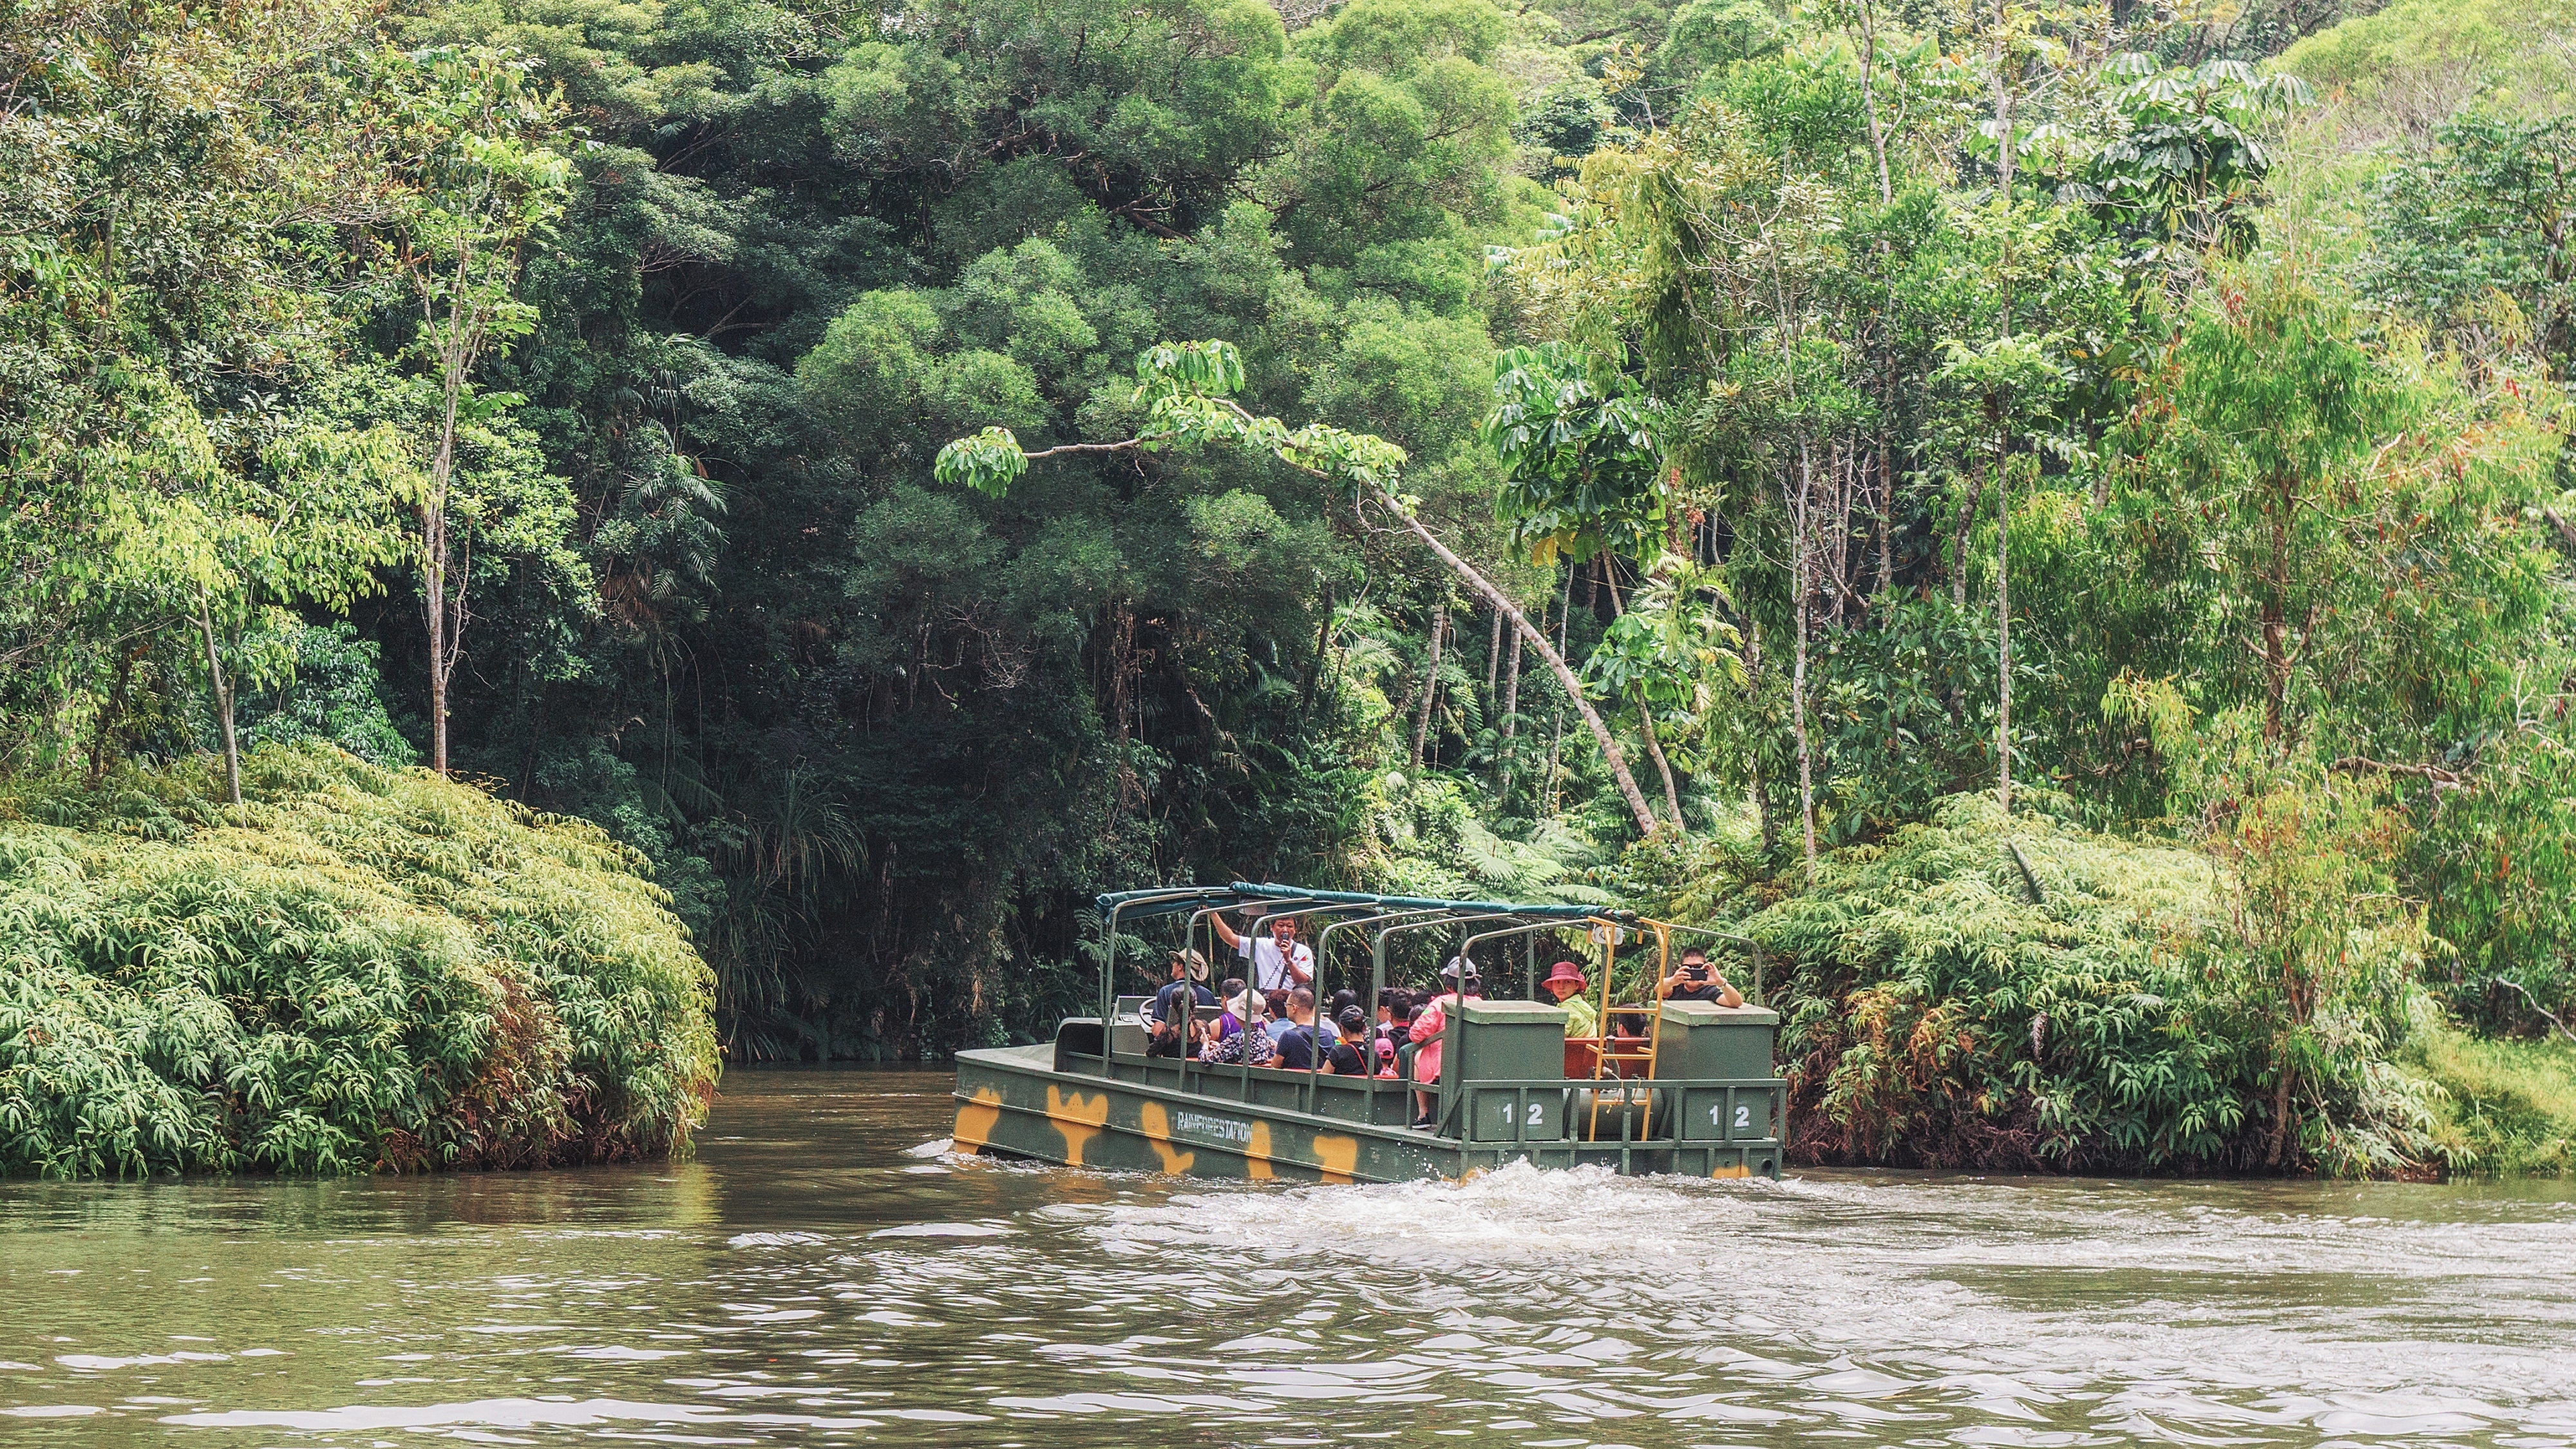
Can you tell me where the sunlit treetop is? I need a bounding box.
[933,340,1411,500]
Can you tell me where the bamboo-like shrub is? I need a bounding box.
[1734,794,2438,1176]
[0,744,718,1177]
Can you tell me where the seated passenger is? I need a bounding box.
[1206,977,1249,1040]
[1542,960,1598,1039]
[1148,949,1215,1057]
[1658,945,1745,1007]
[1325,1007,1369,1075]
[1324,989,1361,1043]
[1373,989,1411,1074]
[1204,983,1275,1065]
[1262,989,1294,1048]
[1272,988,1323,1070]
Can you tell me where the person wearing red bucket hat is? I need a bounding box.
[1542,960,1598,1039]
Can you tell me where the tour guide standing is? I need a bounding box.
[1210,907,1314,992]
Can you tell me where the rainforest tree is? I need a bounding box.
[4,0,2576,1185]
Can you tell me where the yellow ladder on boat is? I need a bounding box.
[1582,918,1671,1141]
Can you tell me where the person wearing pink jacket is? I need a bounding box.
[1408,958,1479,1130]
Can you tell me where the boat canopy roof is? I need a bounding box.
[1095,882,1615,924]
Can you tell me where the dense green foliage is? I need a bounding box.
[2405,1021,2576,1176]
[1679,795,2433,1175]
[0,745,717,1177]
[7,0,2576,1177]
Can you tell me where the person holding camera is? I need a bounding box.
[1658,944,1744,1008]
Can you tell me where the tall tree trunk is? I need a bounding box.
[1301,582,1334,709]
[1638,685,1685,832]
[1379,493,1661,835]
[88,644,137,787]
[1857,0,1893,208]
[1546,569,1571,817]
[424,497,448,775]
[1484,605,1502,704]
[1791,442,1820,880]
[1875,442,1895,595]
[1987,12,2020,802]
[1747,626,1776,855]
[1950,467,1984,607]
[2263,477,2290,746]
[195,587,241,810]
[1857,0,1897,616]
[1996,449,2012,813]
[1411,601,1446,768]
[424,283,473,779]
[1499,625,1522,803]
[1828,443,1856,626]
[1991,1,2018,204]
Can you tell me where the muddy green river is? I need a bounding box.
[2,1068,2571,1446]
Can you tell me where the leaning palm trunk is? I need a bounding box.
[1375,491,1662,835]
[1637,685,1685,830]
[931,343,1669,838]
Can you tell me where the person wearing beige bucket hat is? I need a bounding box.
[1146,947,1214,1057]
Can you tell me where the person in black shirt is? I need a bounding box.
[1373,989,1410,1074]
[1323,1007,1368,1075]
[1658,945,1745,1007]
[1148,949,1216,1057]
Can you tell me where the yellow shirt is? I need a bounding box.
[1553,992,1599,1039]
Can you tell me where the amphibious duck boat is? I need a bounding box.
[951,884,1786,1183]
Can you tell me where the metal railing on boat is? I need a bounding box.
[1081,883,1784,1173]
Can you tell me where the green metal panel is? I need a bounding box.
[1454,1000,1567,1142]
[1110,996,1152,1057]
[1656,1000,1781,1142]
[1657,999,1779,1081]
[954,1044,1463,1182]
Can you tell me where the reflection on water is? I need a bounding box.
[3,1068,2573,1446]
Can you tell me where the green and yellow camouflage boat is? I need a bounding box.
[952,883,1787,1184]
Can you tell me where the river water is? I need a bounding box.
[3,1069,2573,1447]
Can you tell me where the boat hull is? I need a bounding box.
[951,1041,1785,1183]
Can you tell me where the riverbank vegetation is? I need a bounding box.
[6,0,2576,1175]
[0,746,717,1177]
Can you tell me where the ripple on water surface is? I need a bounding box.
[2,1068,2572,1446]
